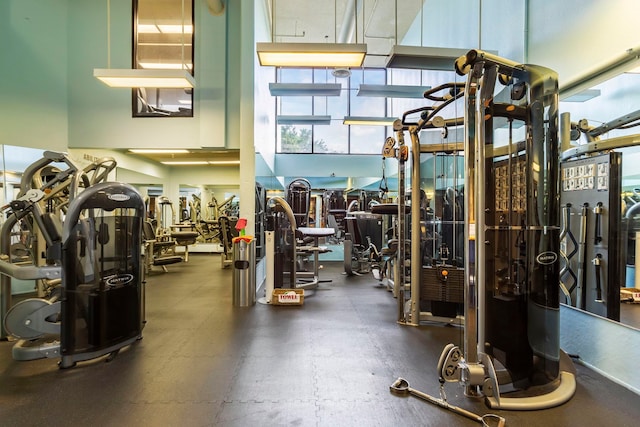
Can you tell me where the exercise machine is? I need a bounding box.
[1,151,146,368]
[142,219,183,273]
[156,196,198,261]
[434,50,575,410]
[261,196,333,303]
[1,151,117,339]
[385,82,466,324]
[343,211,383,277]
[286,178,312,227]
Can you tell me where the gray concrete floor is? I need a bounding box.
[1,254,639,426]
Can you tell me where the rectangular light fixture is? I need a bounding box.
[269,83,342,96]
[93,68,194,88]
[161,161,208,165]
[257,42,366,67]
[138,24,194,34]
[357,84,432,98]
[386,45,471,70]
[138,62,193,70]
[343,116,397,126]
[161,160,240,166]
[129,149,190,154]
[209,160,241,165]
[277,115,332,125]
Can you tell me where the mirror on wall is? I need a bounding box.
[559,69,640,330]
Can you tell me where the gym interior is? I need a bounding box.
[1,1,640,426]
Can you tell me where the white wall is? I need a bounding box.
[0,1,69,152]
[66,0,228,151]
[403,0,525,61]
[528,0,640,85]
[254,0,277,177]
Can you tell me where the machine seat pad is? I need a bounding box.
[153,256,183,266]
[371,204,411,215]
[171,231,199,245]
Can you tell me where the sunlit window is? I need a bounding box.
[273,67,461,154]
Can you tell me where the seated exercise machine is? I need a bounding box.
[323,189,347,243]
[1,151,146,368]
[261,195,334,303]
[142,220,183,273]
[343,211,383,277]
[156,196,199,261]
[369,203,410,294]
[287,178,312,227]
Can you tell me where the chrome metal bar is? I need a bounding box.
[409,125,421,326]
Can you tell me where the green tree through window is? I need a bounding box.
[280,125,329,153]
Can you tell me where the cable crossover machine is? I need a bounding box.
[384,50,576,412]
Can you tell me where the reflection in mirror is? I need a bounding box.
[559,70,640,330]
[133,0,194,117]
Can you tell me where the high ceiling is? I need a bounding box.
[270,0,423,66]
[131,1,425,167]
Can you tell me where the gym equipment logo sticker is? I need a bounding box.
[105,274,134,287]
[536,251,558,265]
[108,194,131,202]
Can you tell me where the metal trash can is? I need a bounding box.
[232,236,256,307]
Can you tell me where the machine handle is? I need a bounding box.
[593,254,603,302]
[593,202,603,245]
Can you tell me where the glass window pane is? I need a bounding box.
[350,96,385,116]
[280,96,312,115]
[313,91,348,117]
[277,125,312,153]
[350,126,386,154]
[364,68,386,84]
[279,68,313,83]
[314,121,348,154]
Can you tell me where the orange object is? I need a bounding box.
[232,235,253,244]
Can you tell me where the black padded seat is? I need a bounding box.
[171,231,199,246]
[371,204,411,215]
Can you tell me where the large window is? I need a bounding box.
[274,67,458,154]
[132,0,194,117]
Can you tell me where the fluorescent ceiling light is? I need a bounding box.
[269,83,342,96]
[209,160,240,165]
[343,116,397,126]
[129,149,190,154]
[138,62,193,70]
[161,161,208,165]
[257,43,366,67]
[161,160,240,166]
[386,46,471,70]
[277,115,332,125]
[561,89,601,102]
[137,24,193,34]
[357,84,432,98]
[93,68,194,88]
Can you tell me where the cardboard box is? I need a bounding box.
[621,288,640,303]
[272,289,304,305]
